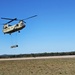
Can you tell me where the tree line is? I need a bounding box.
[0,51,75,58]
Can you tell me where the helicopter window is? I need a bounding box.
[8,25,11,26]
[3,26,7,29]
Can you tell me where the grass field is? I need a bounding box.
[0,58,75,75]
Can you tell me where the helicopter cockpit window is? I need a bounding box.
[16,24,19,26]
[21,23,23,24]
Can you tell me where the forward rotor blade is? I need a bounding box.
[23,15,37,20]
[23,21,26,23]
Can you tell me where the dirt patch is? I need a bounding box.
[0,58,75,75]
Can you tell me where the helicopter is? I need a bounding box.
[1,15,37,35]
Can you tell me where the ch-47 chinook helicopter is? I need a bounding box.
[1,15,37,48]
[1,15,37,35]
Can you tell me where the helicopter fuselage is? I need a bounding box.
[1,15,37,35]
[3,21,25,34]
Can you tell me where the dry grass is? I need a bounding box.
[0,58,75,75]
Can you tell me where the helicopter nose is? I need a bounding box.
[22,24,25,28]
[24,25,26,28]
[24,24,26,27]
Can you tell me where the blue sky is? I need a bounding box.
[0,0,75,55]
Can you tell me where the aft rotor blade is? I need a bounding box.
[4,18,17,24]
[23,15,37,20]
[7,20,14,24]
[1,17,17,20]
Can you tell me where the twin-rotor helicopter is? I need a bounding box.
[1,15,37,35]
[1,15,37,48]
